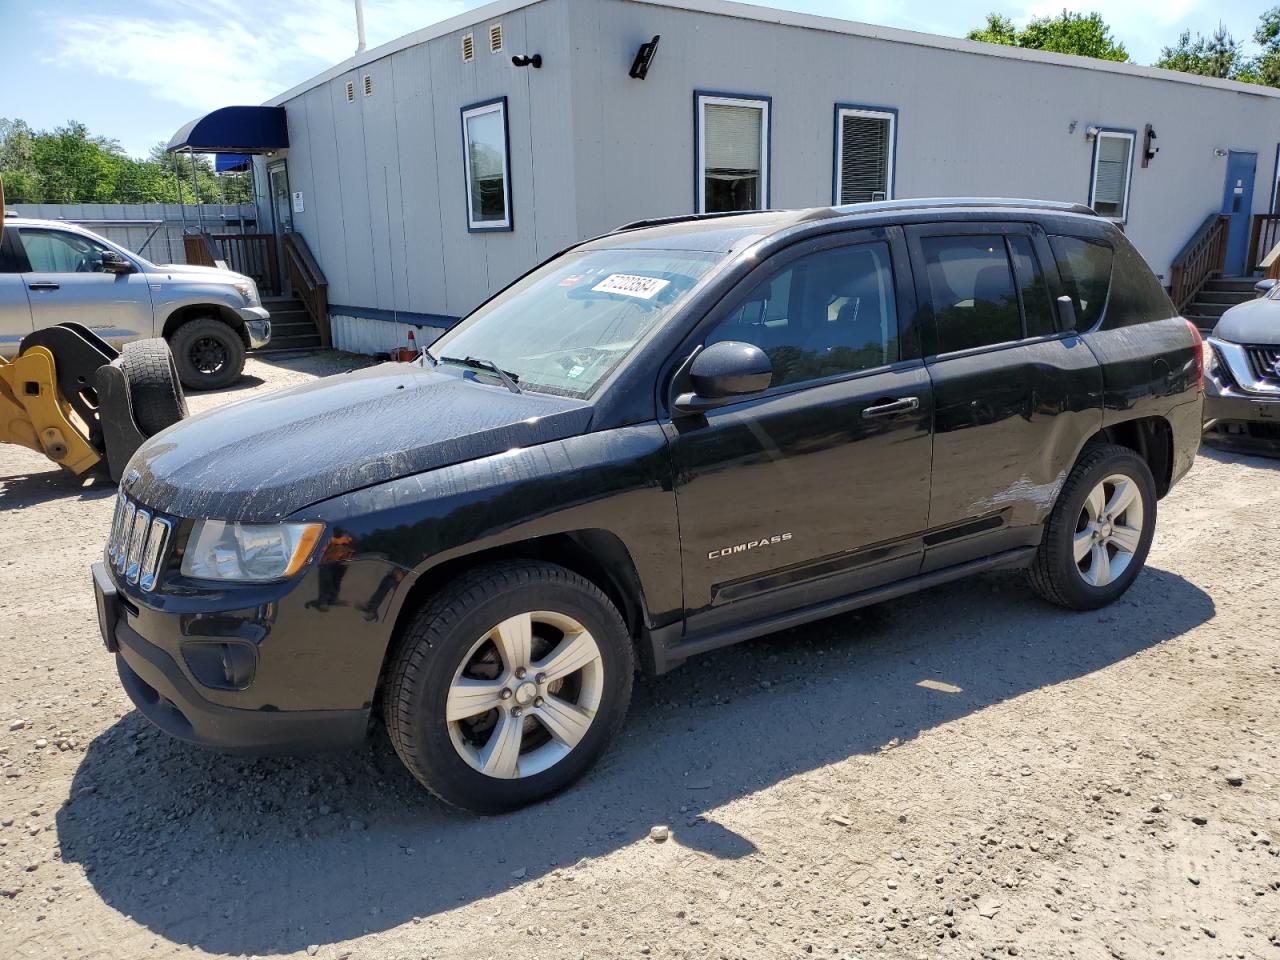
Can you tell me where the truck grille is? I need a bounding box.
[106,495,172,592]
[1246,345,1280,383]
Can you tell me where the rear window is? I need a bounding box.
[1049,235,1113,329]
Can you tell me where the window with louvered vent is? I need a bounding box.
[345,81,355,103]
[835,106,895,204]
[489,23,503,52]
[1089,130,1134,222]
[696,93,770,214]
[462,33,475,62]
[362,74,373,97]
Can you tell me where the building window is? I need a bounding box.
[461,98,512,231]
[834,105,895,204]
[1090,130,1135,222]
[696,93,770,214]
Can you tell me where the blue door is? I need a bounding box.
[1222,151,1257,276]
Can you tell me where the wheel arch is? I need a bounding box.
[376,530,657,701]
[1081,415,1174,498]
[161,305,250,348]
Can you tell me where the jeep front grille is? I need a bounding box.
[106,494,172,592]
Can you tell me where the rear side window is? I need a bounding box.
[1049,235,1113,330]
[1007,235,1055,338]
[920,236,1022,353]
[1104,233,1177,328]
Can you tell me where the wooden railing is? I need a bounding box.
[181,232,281,295]
[1260,239,1280,281]
[182,233,226,270]
[1169,214,1229,313]
[282,232,331,347]
[1247,214,1280,275]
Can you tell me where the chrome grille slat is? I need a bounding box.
[1246,345,1280,383]
[108,494,171,592]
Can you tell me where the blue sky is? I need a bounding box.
[1,0,1272,157]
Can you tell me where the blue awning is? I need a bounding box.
[214,154,253,173]
[166,106,288,154]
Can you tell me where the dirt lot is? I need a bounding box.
[1,351,1277,960]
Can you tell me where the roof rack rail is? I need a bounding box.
[612,210,770,233]
[830,197,1098,217]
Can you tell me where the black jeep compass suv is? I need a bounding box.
[93,199,1204,812]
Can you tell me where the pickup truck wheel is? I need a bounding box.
[384,561,634,813]
[169,317,245,391]
[1027,443,1156,610]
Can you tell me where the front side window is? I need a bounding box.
[462,98,511,230]
[835,106,895,204]
[1090,131,1134,222]
[18,228,114,273]
[697,94,769,214]
[920,235,1022,353]
[704,242,899,388]
[431,247,722,398]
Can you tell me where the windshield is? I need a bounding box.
[430,247,724,398]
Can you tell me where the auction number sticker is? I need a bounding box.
[592,274,670,300]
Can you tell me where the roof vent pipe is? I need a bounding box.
[354,0,367,53]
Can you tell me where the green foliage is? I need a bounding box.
[966,9,1128,61]
[1157,25,1246,79]
[0,118,251,204]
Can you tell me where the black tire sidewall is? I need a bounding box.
[1045,447,1157,610]
[119,338,188,436]
[397,571,633,813]
[171,318,245,391]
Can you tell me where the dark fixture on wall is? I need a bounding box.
[512,53,543,68]
[1142,124,1158,167]
[630,35,660,79]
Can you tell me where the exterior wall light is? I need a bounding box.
[630,35,660,79]
[512,53,542,68]
[1085,125,1101,142]
[1215,148,1229,157]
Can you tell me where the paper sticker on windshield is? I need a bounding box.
[592,274,670,300]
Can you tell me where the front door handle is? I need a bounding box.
[861,396,920,419]
[27,281,60,291]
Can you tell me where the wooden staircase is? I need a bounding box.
[1183,277,1256,335]
[256,297,323,353]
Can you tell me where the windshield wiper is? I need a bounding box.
[439,355,522,394]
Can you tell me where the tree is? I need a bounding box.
[1248,7,1280,87]
[1156,25,1245,79]
[966,10,1129,62]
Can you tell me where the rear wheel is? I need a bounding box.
[169,317,245,391]
[383,561,634,813]
[1027,443,1157,610]
[118,338,187,436]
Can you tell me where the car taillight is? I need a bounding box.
[1185,319,1205,392]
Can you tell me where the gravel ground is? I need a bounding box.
[1,351,1277,960]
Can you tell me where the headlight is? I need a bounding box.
[1205,338,1224,378]
[181,520,324,582]
[233,280,261,308]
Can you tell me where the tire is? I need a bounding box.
[169,317,246,391]
[384,561,634,813]
[118,338,188,437]
[1027,443,1157,610]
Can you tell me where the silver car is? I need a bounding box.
[0,216,270,390]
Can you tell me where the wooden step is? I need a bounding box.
[1195,289,1255,305]
[1187,301,1231,318]
[1202,277,1259,293]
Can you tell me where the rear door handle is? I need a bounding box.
[27,281,60,291]
[861,396,920,419]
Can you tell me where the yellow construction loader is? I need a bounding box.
[0,178,188,482]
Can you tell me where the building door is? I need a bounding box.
[268,162,292,295]
[1222,151,1257,276]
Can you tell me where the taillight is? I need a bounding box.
[1185,318,1205,392]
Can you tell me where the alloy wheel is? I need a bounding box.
[189,336,228,375]
[1074,473,1144,587]
[446,611,604,779]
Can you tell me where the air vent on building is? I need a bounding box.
[489,23,503,53]
[363,74,373,97]
[462,33,475,62]
[345,80,355,103]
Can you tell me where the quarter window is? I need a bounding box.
[1049,235,1113,329]
[835,106,895,204]
[697,94,769,214]
[920,236,1022,353]
[705,242,899,388]
[461,98,512,230]
[1090,131,1135,222]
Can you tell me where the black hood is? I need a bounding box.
[1213,297,1280,344]
[125,363,593,521]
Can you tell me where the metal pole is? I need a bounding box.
[190,147,201,235]
[354,0,367,52]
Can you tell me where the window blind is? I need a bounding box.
[1093,135,1130,217]
[704,104,763,177]
[839,114,891,203]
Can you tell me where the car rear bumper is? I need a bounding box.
[94,562,368,753]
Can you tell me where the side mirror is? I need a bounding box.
[673,340,772,414]
[1055,294,1078,332]
[100,251,134,275]
[1254,278,1277,296]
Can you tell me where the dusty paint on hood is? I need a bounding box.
[124,362,593,522]
[1213,297,1280,345]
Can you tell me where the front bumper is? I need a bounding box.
[239,306,272,349]
[1203,366,1280,453]
[92,561,368,753]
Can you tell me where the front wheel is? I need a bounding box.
[1027,443,1157,610]
[169,317,246,391]
[383,561,634,813]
